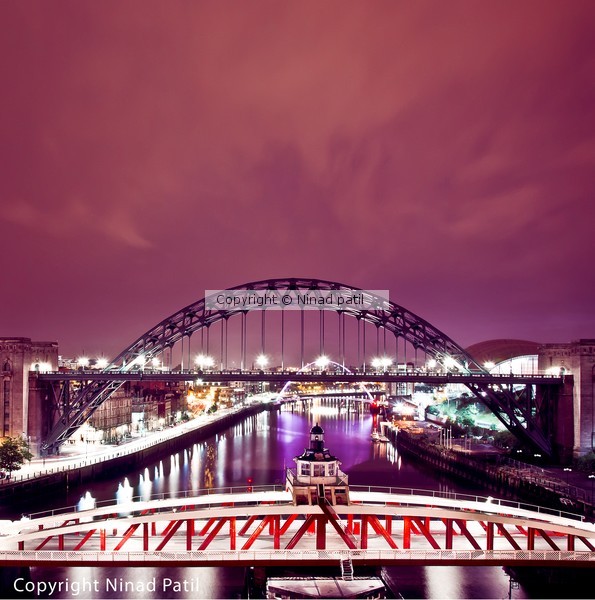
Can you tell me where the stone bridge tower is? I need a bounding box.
[539,339,595,460]
[0,337,58,453]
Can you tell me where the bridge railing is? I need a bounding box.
[24,484,288,521]
[40,369,563,380]
[2,548,594,565]
[346,485,587,522]
[21,484,585,524]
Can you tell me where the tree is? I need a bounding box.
[0,437,33,476]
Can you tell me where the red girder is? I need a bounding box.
[73,529,97,551]
[114,523,141,551]
[155,520,184,551]
[578,536,595,551]
[409,517,440,550]
[534,528,561,551]
[285,515,317,550]
[318,500,358,549]
[35,536,54,551]
[496,523,522,550]
[454,519,482,550]
[199,518,231,551]
[238,515,257,536]
[279,513,298,535]
[242,516,273,550]
[13,501,595,561]
[368,515,398,549]
[199,517,217,536]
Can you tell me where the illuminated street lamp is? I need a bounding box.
[256,354,269,370]
[96,357,109,370]
[195,354,214,370]
[484,361,495,372]
[133,355,145,369]
[77,357,89,370]
[151,357,161,370]
[315,355,330,370]
[443,356,456,370]
[427,359,437,371]
[564,467,572,486]
[588,474,595,502]
[372,357,392,372]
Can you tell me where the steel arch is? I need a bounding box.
[42,278,552,455]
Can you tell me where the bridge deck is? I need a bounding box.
[1,490,593,567]
[38,370,563,385]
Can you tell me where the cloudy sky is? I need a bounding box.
[1,1,594,359]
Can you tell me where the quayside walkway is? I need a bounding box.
[1,486,593,568]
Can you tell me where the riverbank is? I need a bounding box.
[390,421,595,520]
[0,403,266,503]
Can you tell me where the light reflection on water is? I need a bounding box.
[3,401,567,598]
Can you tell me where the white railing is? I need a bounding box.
[1,548,593,565]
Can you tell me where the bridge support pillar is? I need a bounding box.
[361,515,368,549]
[445,519,453,549]
[316,516,326,549]
[230,517,236,550]
[272,515,280,549]
[486,522,494,550]
[186,520,193,551]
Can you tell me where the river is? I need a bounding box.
[1,401,589,599]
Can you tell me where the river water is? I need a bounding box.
[1,402,589,599]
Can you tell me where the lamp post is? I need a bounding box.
[256,354,268,370]
[563,467,572,486]
[588,474,595,503]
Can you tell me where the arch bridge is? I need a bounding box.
[1,486,593,567]
[41,278,563,456]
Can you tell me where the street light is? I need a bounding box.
[588,474,595,502]
[256,354,269,370]
[564,467,572,486]
[372,357,392,372]
[195,355,214,370]
[315,355,330,370]
[96,357,109,370]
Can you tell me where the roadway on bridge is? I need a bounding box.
[1,490,594,567]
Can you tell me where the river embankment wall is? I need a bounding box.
[391,426,594,519]
[0,404,265,503]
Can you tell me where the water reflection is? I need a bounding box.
[116,478,133,515]
[0,401,553,599]
[77,491,96,511]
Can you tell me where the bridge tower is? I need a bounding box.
[0,337,58,453]
[539,339,595,460]
[286,423,350,505]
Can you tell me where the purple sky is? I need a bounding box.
[1,1,594,360]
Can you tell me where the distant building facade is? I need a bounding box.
[0,337,59,450]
